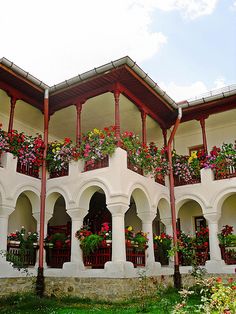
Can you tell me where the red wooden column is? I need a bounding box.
[114,89,121,145]
[36,89,49,297]
[198,116,208,154]
[141,111,147,146]
[8,96,18,133]
[162,128,167,148]
[75,101,83,146]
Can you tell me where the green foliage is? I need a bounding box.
[79,127,116,163]
[80,234,103,256]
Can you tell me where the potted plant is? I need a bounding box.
[177,231,195,266]
[125,225,135,247]
[153,232,172,265]
[218,225,236,264]
[26,231,38,247]
[99,222,112,245]
[133,231,148,249]
[79,234,103,256]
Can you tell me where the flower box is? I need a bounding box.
[84,156,109,172]
[220,245,236,265]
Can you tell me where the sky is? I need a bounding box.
[1,0,236,101]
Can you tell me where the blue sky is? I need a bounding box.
[142,0,236,99]
[1,0,235,101]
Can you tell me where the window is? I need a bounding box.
[194,216,206,232]
[189,144,204,156]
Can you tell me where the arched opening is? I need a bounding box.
[218,194,236,265]
[124,191,149,268]
[177,199,209,266]
[46,195,71,268]
[153,208,169,266]
[125,196,141,231]
[7,192,37,267]
[83,191,111,233]
[219,194,236,231]
[80,190,112,269]
[8,193,37,234]
[178,200,205,234]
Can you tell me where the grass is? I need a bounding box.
[0,288,202,314]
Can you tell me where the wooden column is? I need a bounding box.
[141,111,147,146]
[162,128,167,148]
[75,102,83,146]
[198,116,208,154]
[8,96,17,133]
[114,89,121,144]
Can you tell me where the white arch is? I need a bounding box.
[75,179,111,210]
[10,184,40,209]
[176,193,207,215]
[128,183,152,215]
[157,197,171,220]
[46,186,72,210]
[212,187,236,216]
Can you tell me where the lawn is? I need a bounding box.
[0,288,202,314]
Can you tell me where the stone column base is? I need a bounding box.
[205,259,226,273]
[145,261,161,276]
[62,261,85,275]
[104,261,135,277]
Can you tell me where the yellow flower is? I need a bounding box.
[127,226,133,232]
[191,151,197,158]
[93,128,100,135]
[188,156,193,163]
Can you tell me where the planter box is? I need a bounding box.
[220,245,236,265]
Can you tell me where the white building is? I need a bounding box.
[0,56,236,280]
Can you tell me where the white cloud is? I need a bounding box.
[159,77,229,102]
[135,0,218,19]
[159,81,208,102]
[0,0,167,84]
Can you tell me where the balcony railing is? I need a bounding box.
[220,245,236,265]
[174,175,201,187]
[45,247,71,268]
[16,161,40,178]
[84,156,109,172]
[178,247,209,266]
[155,175,165,186]
[7,245,37,267]
[49,164,69,179]
[127,158,143,176]
[83,246,111,268]
[82,244,146,269]
[214,164,236,181]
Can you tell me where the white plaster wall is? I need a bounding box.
[178,201,203,234]
[219,194,236,232]
[8,193,37,234]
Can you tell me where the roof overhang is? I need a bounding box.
[0,56,235,128]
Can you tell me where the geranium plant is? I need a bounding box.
[46,137,79,172]
[153,232,172,265]
[218,225,236,247]
[79,126,116,167]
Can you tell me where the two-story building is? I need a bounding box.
[0,56,236,281]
